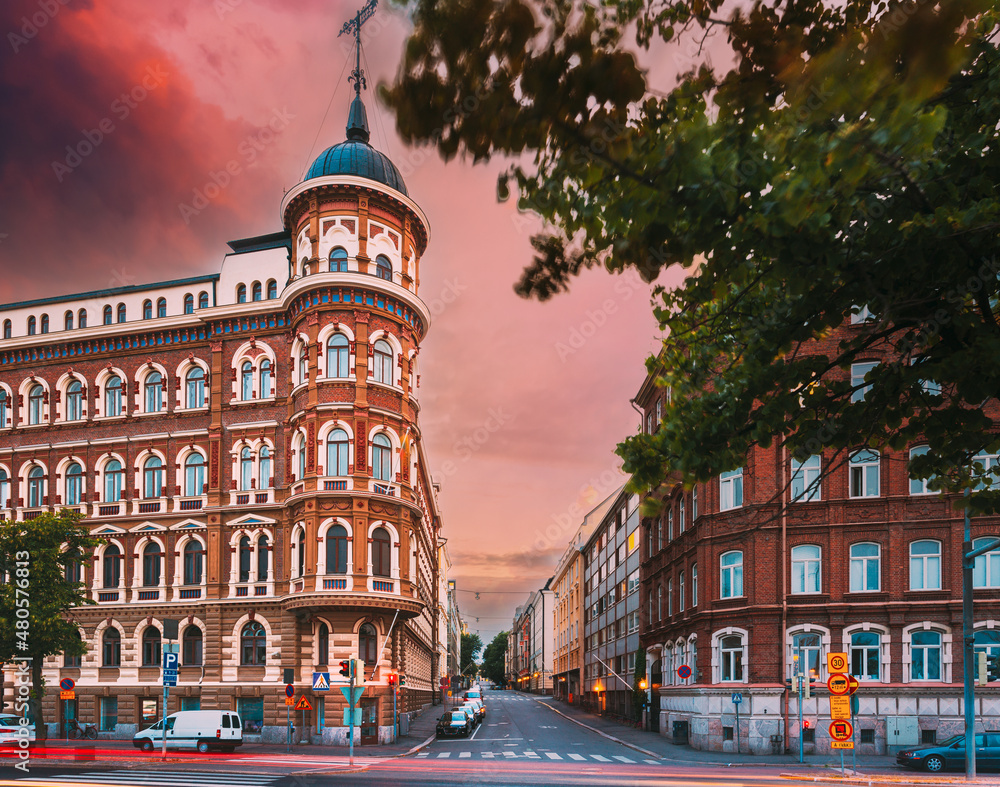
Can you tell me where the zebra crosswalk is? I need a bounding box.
[12,769,280,787]
[415,750,659,764]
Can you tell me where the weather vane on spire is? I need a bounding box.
[339,0,378,99]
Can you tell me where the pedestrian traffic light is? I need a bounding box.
[978,652,988,686]
[803,719,811,730]
[353,659,366,685]
[339,660,352,679]
[388,673,398,686]
[988,653,1000,682]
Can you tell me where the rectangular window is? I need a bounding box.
[910,540,942,590]
[666,511,672,543]
[790,455,821,502]
[679,570,685,611]
[791,545,821,594]
[628,532,638,553]
[861,729,876,744]
[628,570,639,594]
[691,564,697,606]
[679,499,686,533]
[720,469,743,511]
[237,697,264,733]
[723,727,734,741]
[720,552,743,598]
[628,652,635,671]
[803,728,816,743]
[849,543,880,592]
[910,631,942,680]
[849,450,880,497]
[851,362,878,402]
[667,578,673,616]
[692,487,698,521]
[100,697,118,732]
[181,698,201,711]
[140,699,158,729]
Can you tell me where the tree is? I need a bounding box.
[0,511,96,741]
[481,631,508,686]
[460,632,483,677]
[384,0,1000,509]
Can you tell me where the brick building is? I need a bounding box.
[634,324,1000,755]
[0,91,445,745]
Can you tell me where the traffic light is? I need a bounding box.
[339,660,352,679]
[803,674,812,700]
[399,675,406,687]
[388,673,398,686]
[353,659,366,685]
[978,652,988,686]
[988,653,1000,682]
[803,719,811,730]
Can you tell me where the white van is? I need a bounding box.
[132,710,243,753]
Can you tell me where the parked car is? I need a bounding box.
[466,698,485,722]
[0,715,34,746]
[465,688,483,702]
[455,703,478,727]
[133,710,243,753]
[897,733,1000,772]
[437,710,472,738]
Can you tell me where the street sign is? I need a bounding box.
[60,690,75,700]
[59,678,75,691]
[829,719,853,741]
[163,652,179,672]
[285,684,295,699]
[827,673,850,695]
[312,672,331,691]
[731,692,743,705]
[829,694,851,720]
[163,643,180,654]
[284,697,295,706]
[340,686,365,705]
[294,696,313,711]
[342,707,362,726]
[439,677,449,687]
[831,741,854,750]
[162,675,177,688]
[827,652,848,674]
[678,665,692,679]
[846,675,860,695]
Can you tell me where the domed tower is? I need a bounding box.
[277,33,437,741]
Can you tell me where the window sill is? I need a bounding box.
[229,397,277,406]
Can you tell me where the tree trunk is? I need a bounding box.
[31,658,46,742]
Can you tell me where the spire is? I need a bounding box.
[338,1,377,143]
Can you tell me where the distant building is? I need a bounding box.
[581,486,642,717]
[510,581,555,694]
[447,579,461,681]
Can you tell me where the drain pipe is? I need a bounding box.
[781,442,790,754]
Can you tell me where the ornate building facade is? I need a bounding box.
[0,92,443,745]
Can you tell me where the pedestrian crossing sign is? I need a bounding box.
[312,671,331,691]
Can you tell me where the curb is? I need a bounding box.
[534,700,662,760]
[778,773,1000,786]
[398,734,437,758]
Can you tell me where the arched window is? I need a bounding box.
[2,320,10,339]
[790,545,821,594]
[849,631,881,680]
[142,626,161,666]
[156,298,167,318]
[198,291,209,309]
[66,380,83,421]
[790,454,821,502]
[259,447,271,489]
[0,390,7,426]
[103,305,113,325]
[252,282,262,301]
[298,346,308,385]
[849,449,880,497]
[103,544,121,588]
[183,626,203,666]
[241,361,254,400]
[791,632,822,680]
[40,314,48,334]
[317,623,329,666]
[974,630,1000,666]
[266,280,277,299]
[329,247,349,272]
[184,453,205,497]
[850,542,881,592]
[28,384,44,424]
[78,309,87,329]
[720,634,744,681]
[64,311,74,331]
[142,543,161,587]
[183,294,193,314]
[27,466,44,508]
[259,359,272,398]
[186,367,206,408]
[720,551,743,598]
[974,537,1000,588]
[909,445,938,495]
[142,300,152,320]
[359,623,378,664]
[116,303,126,323]
[910,630,942,681]
[327,429,349,477]
[371,527,391,577]
[372,434,392,481]
[64,629,82,667]
[297,530,306,577]
[240,447,253,490]
[102,628,121,667]
[27,316,35,335]
[0,469,9,509]
[65,462,84,506]
[326,525,348,574]
[183,541,203,585]
[375,255,392,281]
[241,621,266,665]
[105,375,123,416]
[296,436,306,481]
[372,339,393,384]
[239,536,252,583]
[910,540,942,590]
[143,456,163,499]
[105,459,124,503]
[145,371,163,413]
[327,335,349,378]
[236,284,247,303]
[257,535,269,581]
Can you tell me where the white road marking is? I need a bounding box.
[645,758,660,764]
[591,754,612,762]
[613,755,635,763]
[437,751,451,758]
[545,752,563,760]
[568,753,586,761]
[459,752,471,758]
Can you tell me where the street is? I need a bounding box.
[0,690,892,786]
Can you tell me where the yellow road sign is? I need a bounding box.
[827,652,848,673]
[294,696,313,711]
[831,741,854,749]
[59,691,75,701]
[827,673,850,695]
[285,697,295,706]
[829,694,851,720]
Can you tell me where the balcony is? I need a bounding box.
[373,580,394,593]
[137,590,160,601]
[97,591,120,603]
[229,489,275,506]
[177,497,204,511]
[131,497,167,515]
[324,480,348,491]
[179,588,201,599]
[97,503,122,517]
[372,484,396,497]
[323,578,348,590]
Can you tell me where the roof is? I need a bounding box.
[0,274,219,312]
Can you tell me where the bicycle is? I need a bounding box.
[67,719,98,740]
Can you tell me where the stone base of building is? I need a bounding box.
[656,685,1000,756]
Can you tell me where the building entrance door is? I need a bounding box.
[360,698,378,745]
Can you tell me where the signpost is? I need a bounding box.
[160,619,179,762]
[731,693,742,755]
[60,678,75,740]
[284,683,295,751]
[827,652,848,674]
[830,719,853,774]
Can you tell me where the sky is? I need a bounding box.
[0,0,705,645]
